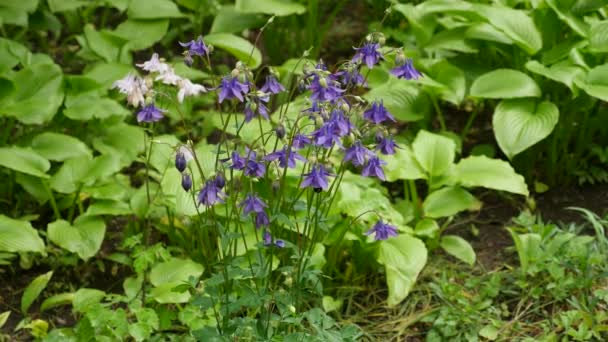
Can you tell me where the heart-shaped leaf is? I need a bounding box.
[471,69,541,99]
[0,215,45,253]
[47,216,106,261]
[454,155,529,196]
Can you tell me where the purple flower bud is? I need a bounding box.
[175,152,187,172]
[376,135,399,155]
[274,239,285,248]
[136,104,166,123]
[256,212,270,229]
[365,219,398,241]
[181,173,192,191]
[214,174,226,189]
[275,124,286,139]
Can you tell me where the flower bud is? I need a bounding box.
[284,276,293,287]
[395,49,406,66]
[175,152,187,172]
[231,68,240,78]
[207,44,214,53]
[314,115,324,128]
[183,52,193,67]
[288,305,296,314]
[214,173,226,189]
[275,124,286,139]
[319,76,328,88]
[181,173,192,191]
[272,179,280,194]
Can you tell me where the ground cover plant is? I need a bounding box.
[0,0,607,341]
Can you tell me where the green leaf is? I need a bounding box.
[0,215,45,253]
[235,0,306,16]
[493,99,559,159]
[149,258,204,303]
[425,27,478,54]
[412,130,456,177]
[393,4,437,45]
[0,63,64,124]
[470,69,540,99]
[127,0,184,19]
[507,229,541,273]
[50,155,122,194]
[590,20,608,52]
[83,24,126,63]
[85,200,132,216]
[0,37,30,74]
[47,0,88,12]
[525,60,585,92]
[423,186,480,218]
[453,156,529,196]
[0,0,39,27]
[40,293,74,312]
[47,216,106,261]
[322,296,343,313]
[427,60,466,104]
[0,146,50,178]
[414,218,439,239]
[63,94,130,120]
[440,235,476,265]
[475,5,542,54]
[377,234,428,306]
[0,311,10,330]
[579,63,608,101]
[364,78,430,122]
[211,5,265,33]
[479,324,499,340]
[383,145,426,181]
[465,22,513,45]
[546,0,590,37]
[85,62,134,89]
[205,33,262,69]
[21,271,53,313]
[72,288,105,313]
[113,19,169,51]
[31,132,92,162]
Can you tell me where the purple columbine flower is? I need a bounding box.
[301,164,333,191]
[256,212,270,229]
[376,134,399,155]
[214,174,226,189]
[365,219,398,241]
[243,150,266,178]
[344,141,374,166]
[264,147,306,169]
[239,193,268,215]
[218,76,250,103]
[311,122,343,149]
[263,230,284,247]
[228,151,246,170]
[175,152,187,172]
[260,75,285,94]
[352,43,384,69]
[244,95,270,122]
[198,180,225,206]
[391,59,422,80]
[363,101,395,124]
[328,109,353,137]
[181,173,192,191]
[308,75,345,103]
[179,36,210,57]
[361,156,387,181]
[292,134,312,149]
[302,101,322,115]
[334,68,366,87]
[136,104,165,123]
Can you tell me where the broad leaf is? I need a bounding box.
[377,234,428,306]
[525,60,585,92]
[127,0,184,19]
[475,5,542,54]
[63,94,130,121]
[47,216,106,261]
[465,22,513,45]
[427,60,466,104]
[149,258,204,303]
[0,215,45,253]
[440,235,476,265]
[40,293,74,312]
[205,33,262,68]
[364,78,430,122]
[31,132,92,161]
[412,130,456,177]
[507,229,541,273]
[423,186,480,218]
[579,63,608,101]
[211,5,265,33]
[453,156,529,196]
[21,271,53,313]
[590,20,608,52]
[235,0,306,16]
[383,145,426,182]
[113,19,169,52]
[47,0,88,12]
[72,288,105,313]
[0,146,50,178]
[546,0,590,37]
[470,69,540,99]
[493,99,559,159]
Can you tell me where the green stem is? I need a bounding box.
[431,95,447,131]
[43,181,61,220]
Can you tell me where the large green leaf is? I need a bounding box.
[470,69,540,99]
[149,258,203,303]
[426,60,466,104]
[63,94,130,121]
[50,154,122,194]
[364,78,430,122]
[546,0,590,37]
[579,63,608,101]
[393,3,437,46]
[383,145,426,182]
[211,5,266,33]
[377,234,428,306]
[235,0,306,16]
[21,271,53,313]
[412,130,456,177]
[0,215,45,253]
[113,19,169,51]
[127,0,184,19]
[493,99,559,159]
[31,132,92,161]
[423,186,480,218]
[83,25,128,63]
[453,155,529,196]
[0,63,64,124]
[465,22,513,45]
[47,0,88,12]
[0,38,30,74]
[475,5,542,54]
[0,0,39,27]
[440,235,476,265]
[590,20,608,52]
[525,60,585,92]
[205,33,262,69]
[47,216,106,261]
[0,146,50,178]
[425,27,479,54]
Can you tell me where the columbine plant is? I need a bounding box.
[113,31,421,338]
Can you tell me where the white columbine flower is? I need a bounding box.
[112,73,148,107]
[178,145,195,162]
[177,78,207,103]
[155,67,182,85]
[136,53,170,74]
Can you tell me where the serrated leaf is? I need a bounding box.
[423,186,480,218]
[454,155,529,196]
[205,33,262,68]
[470,69,540,98]
[0,215,45,253]
[21,271,53,313]
[493,99,559,159]
[440,235,476,265]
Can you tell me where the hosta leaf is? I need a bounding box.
[127,0,184,19]
[0,215,45,253]
[590,20,608,52]
[427,60,466,104]
[383,145,426,182]
[205,33,262,69]
[364,78,431,122]
[465,22,513,45]
[63,94,130,120]
[149,258,203,303]
[423,186,480,218]
[113,19,169,52]
[454,155,529,196]
[377,234,427,306]
[475,5,542,54]
[31,132,92,161]
[493,99,559,159]
[470,69,540,98]
[393,4,437,45]
[412,130,456,177]
[21,271,53,313]
[425,27,479,54]
[235,0,306,16]
[211,5,265,33]
[0,146,50,178]
[525,60,585,92]
[47,216,106,261]
[546,0,590,37]
[579,63,608,101]
[440,235,476,265]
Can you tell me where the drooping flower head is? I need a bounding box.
[136,104,166,123]
[260,75,285,94]
[181,173,192,192]
[239,193,268,216]
[136,53,170,74]
[301,164,333,191]
[198,180,225,206]
[244,95,270,122]
[361,156,387,181]
[363,101,395,124]
[228,151,246,170]
[344,141,374,167]
[179,36,210,57]
[308,74,345,103]
[177,78,207,103]
[365,219,398,241]
[256,212,270,229]
[155,68,182,85]
[175,152,187,172]
[214,174,226,189]
[328,109,353,137]
[334,67,366,88]
[376,134,399,155]
[352,43,384,69]
[243,150,266,178]
[263,147,306,169]
[311,122,343,149]
[263,230,284,247]
[112,73,148,107]
[292,134,312,149]
[391,58,422,80]
[218,76,250,103]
